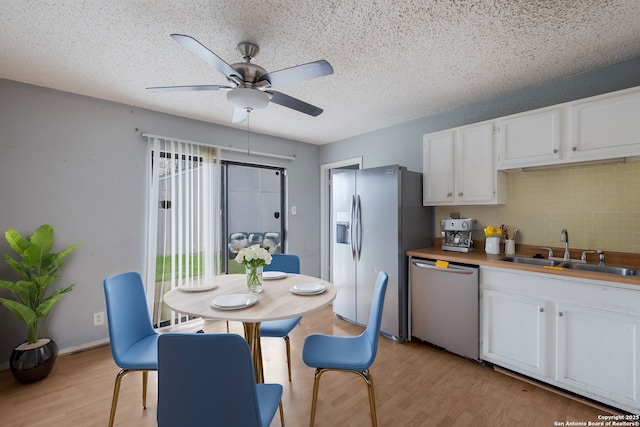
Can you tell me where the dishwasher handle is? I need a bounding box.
[412,261,475,275]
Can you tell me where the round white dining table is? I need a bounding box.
[163,273,336,383]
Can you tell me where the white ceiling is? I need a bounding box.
[2,1,640,145]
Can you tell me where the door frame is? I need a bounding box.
[319,157,362,281]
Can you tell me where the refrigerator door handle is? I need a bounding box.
[356,194,362,260]
[349,195,356,260]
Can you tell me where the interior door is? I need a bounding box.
[222,162,286,273]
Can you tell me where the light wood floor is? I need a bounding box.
[0,306,615,426]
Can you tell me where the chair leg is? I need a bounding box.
[108,369,126,427]
[284,336,292,381]
[108,369,154,427]
[309,368,328,427]
[142,370,148,408]
[309,368,377,427]
[279,400,285,427]
[357,369,377,427]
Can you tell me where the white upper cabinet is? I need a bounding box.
[423,122,506,206]
[496,107,562,169]
[568,88,640,161]
[456,123,502,204]
[422,129,455,204]
[496,86,640,170]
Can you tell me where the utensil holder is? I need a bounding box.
[505,239,515,255]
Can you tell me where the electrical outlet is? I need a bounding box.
[93,311,105,327]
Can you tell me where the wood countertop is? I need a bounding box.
[406,247,640,287]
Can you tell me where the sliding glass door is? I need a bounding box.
[222,162,286,273]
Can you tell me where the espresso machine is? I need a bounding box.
[441,218,477,252]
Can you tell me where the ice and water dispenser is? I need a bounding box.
[335,211,351,244]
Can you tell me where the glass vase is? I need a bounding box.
[246,265,263,293]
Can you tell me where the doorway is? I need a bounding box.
[319,157,362,281]
[222,161,287,273]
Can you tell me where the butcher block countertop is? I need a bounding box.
[407,246,640,287]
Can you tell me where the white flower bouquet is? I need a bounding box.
[235,244,272,268]
[235,244,272,290]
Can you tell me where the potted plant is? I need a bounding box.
[0,224,80,383]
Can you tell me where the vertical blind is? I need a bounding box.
[145,137,221,327]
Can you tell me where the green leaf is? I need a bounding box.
[35,284,74,318]
[2,255,29,279]
[0,279,31,302]
[29,224,54,255]
[33,272,56,288]
[0,298,37,327]
[23,244,43,269]
[4,228,31,256]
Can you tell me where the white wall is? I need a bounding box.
[0,79,320,366]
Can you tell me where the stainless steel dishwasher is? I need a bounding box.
[409,257,479,360]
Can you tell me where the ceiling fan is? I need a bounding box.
[147,34,334,123]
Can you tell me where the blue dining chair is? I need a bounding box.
[302,271,388,426]
[261,253,302,381]
[103,271,159,427]
[157,333,284,427]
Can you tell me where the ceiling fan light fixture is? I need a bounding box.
[226,88,269,112]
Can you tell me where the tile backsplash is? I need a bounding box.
[435,160,640,254]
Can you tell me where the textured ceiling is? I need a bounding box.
[2,0,640,144]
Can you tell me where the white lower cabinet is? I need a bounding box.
[482,289,548,378]
[481,267,640,413]
[556,302,640,410]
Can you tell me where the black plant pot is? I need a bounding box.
[10,338,58,384]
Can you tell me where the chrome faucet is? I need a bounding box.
[597,249,605,265]
[560,228,570,260]
[581,250,595,262]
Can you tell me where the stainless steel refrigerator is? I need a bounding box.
[331,165,434,342]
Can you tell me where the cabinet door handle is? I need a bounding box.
[572,147,577,152]
[447,192,453,197]
[539,307,544,312]
[458,192,463,197]
[553,149,558,154]
[559,312,564,317]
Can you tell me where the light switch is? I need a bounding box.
[291,206,297,215]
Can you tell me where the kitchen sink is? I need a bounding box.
[560,262,638,276]
[499,256,560,267]
[499,256,638,276]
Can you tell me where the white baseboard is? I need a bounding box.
[59,338,110,355]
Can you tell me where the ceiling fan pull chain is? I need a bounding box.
[246,112,251,156]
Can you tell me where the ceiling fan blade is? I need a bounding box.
[170,34,242,84]
[231,108,248,123]
[146,85,232,92]
[268,91,323,117]
[258,60,333,89]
